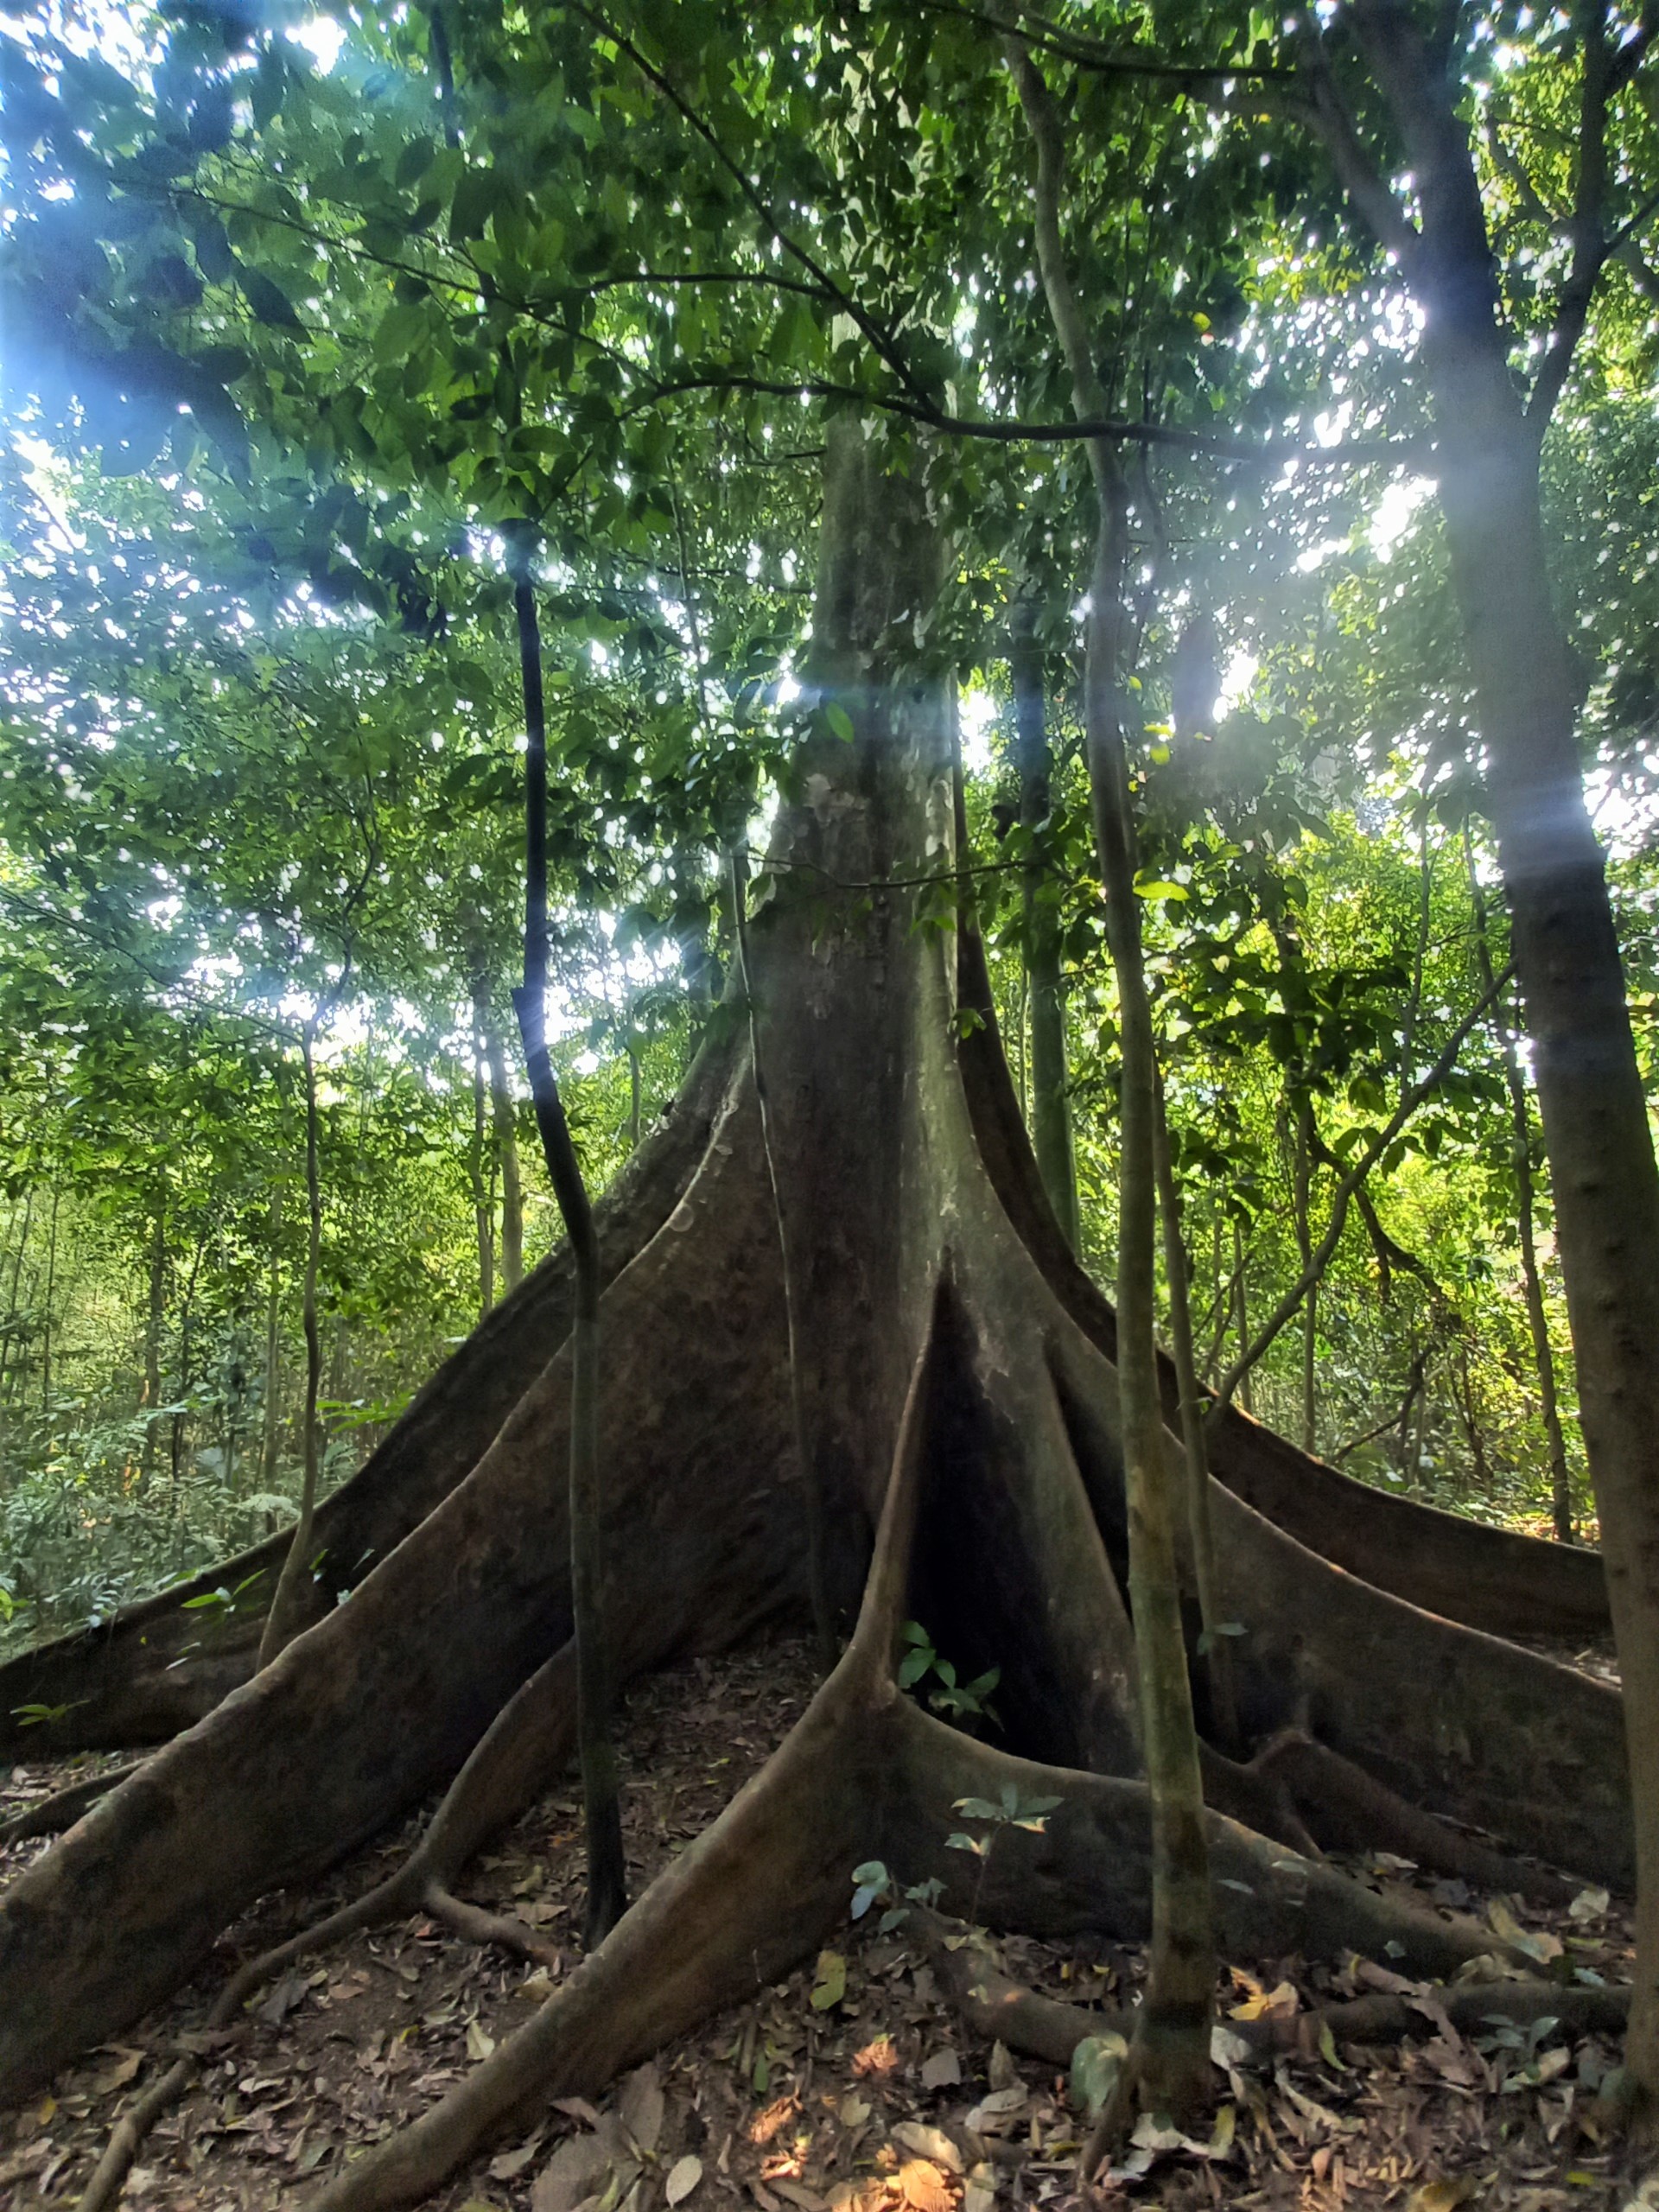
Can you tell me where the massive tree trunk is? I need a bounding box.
[0,432,1631,2207]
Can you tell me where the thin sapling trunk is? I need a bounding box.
[259,1027,324,1670]
[1007,33,1214,2136]
[509,527,627,1947]
[1009,600,1080,1249]
[484,1014,524,1292]
[1464,830,1574,1541]
[1154,1074,1236,1747]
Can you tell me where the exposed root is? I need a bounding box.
[75,1646,576,2212]
[0,1762,139,1847]
[917,1905,1631,2068]
[287,1294,1569,2212]
[0,1087,796,2105]
[1248,1726,1582,1905]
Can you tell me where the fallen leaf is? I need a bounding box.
[897,2159,952,2212]
[839,2094,871,2129]
[1407,2178,1477,2212]
[891,2123,963,2173]
[1488,1897,1563,1965]
[491,2139,543,2181]
[257,1971,309,2027]
[620,2061,664,2153]
[988,2043,1018,2093]
[532,2133,613,2212]
[810,1951,848,2012]
[1568,1886,1611,1924]
[666,2155,703,2204]
[919,2048,962,2091]
[1211,2024,1252,2069]
[466,2018,497,2063]
[1129,2113,1185,2153]
[1230,1979,1299,2021]
[962,2190,995,2212]
[93,2050,144,2094]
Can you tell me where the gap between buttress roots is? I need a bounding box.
[99,1270,1570,2212]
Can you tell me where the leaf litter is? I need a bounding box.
[0,1631,1640,2212]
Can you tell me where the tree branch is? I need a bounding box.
[1526,0,1616,435]
[567,0,928,408]
[1294,11,1419,261]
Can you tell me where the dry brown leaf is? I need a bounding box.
[1230,1979,1299,2021]
[891,2123,963,2174]
[896,2159,953,2212]
[1486,1898,1562,1965]
[620,2060,664,2153]
[987,2043,1018,2094]
[531,2133,613,2212]
[918,2048,962,2091]
[665,2154,703,2205]
[490,2138,543,2180]
[773,2183,830,2211]
[92,2050,144,2094]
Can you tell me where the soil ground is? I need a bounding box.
[0,1634,1642,2212]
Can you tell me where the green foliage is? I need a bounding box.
[896,1622,1001,1726]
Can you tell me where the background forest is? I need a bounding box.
[0,0,1654,1664]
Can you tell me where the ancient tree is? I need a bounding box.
[0,425,1630,2212]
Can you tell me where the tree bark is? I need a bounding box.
[470,998,495,1318]
[1293,1100,1318,1455]
[140,1201,166,1491]
[511,527,626,1945]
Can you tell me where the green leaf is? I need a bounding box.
[1070,2032,1128,2118]
[449,166,500,242]
[238,266,304,330]
[810,1950,846,2010]
[824,702,855,743]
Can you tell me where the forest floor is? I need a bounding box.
[0,1634,1643,2212]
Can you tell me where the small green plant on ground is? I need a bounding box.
[847,1861,944,1935]
[947,1781,1063,1926]
[897,1621,1001,1726]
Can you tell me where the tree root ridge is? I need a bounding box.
[915,1908,1630,2069]
[953,926,1611,1643]
[0,1763,140,1849]
[285,1681,1551,2212]
[1246,1727,1582,1905]
[283,1287,1562,2212]
[0,1082,795,2106]
[74,1645,579,2212]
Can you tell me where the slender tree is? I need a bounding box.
[508,525,627,1947]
